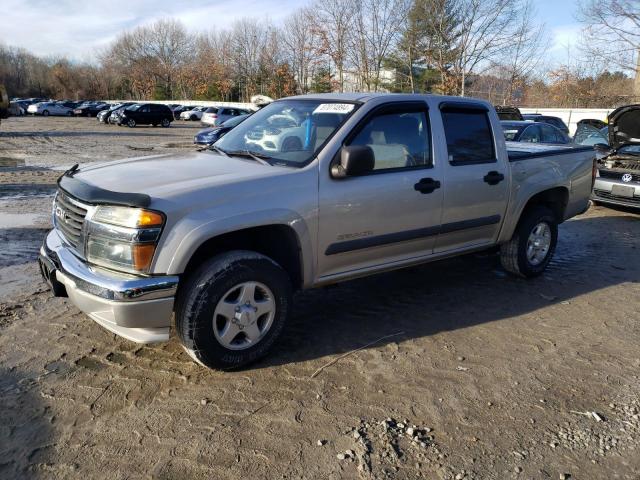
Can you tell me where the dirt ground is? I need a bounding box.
[0,115,639,480]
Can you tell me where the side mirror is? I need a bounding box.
[331,145,375,178]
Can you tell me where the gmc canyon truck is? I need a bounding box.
[39,93,596,370]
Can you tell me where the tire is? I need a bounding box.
[190,115,197,121]
[42,110,49,116]
[282,137,302,151]
[176,251,292,370]
[67,111,73,117]
[127,118,136,128]
[161,118,171,127]
[500,206,558,278]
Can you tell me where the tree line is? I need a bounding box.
[0,0,638,107]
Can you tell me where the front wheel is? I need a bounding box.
[42,110,49,116]
[500,206,558,278]
[176,251,292,370]
[127,118,136,128]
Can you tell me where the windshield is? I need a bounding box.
[214,99,358,167]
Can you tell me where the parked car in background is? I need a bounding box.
[576,118,607,131]
[501,121,571,144]
[39,93,596,369]
[118,103,173,127]
[180,106,207,121]
[592,104,640,209]
[200,106,252,127]
[74,102,109,117]
[8,101,26,116]
[27,102,74,116]
[107,103,137,125]
[573,123,609,147]
[494,105,523,121]
[194,114,250,145]
[522,114,570,135]
[171,105,191,120]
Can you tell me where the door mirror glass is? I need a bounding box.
[332,145,375,178]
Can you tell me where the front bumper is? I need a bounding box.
[39,229,179,343]
[592,177,640,209]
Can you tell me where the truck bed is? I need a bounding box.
[506,142,594,161]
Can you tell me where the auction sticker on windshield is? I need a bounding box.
[313,103,355,114]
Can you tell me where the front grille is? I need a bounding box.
[598,170,640,183]
[593,189,640,205]
[54,190,89,250]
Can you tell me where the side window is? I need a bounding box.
[140,105,150,113]
[348,109,431,171]
[441,108,495,164]
[520,125,541,143]
[540,124,558,143]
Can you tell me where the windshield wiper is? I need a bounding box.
[226,149,273,166]
[208,144,229,156]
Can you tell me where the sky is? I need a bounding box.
[0,0,583,67]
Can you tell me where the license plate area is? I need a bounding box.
[611,184,635,198]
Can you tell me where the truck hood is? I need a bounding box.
[608,104,640,149]
[64,151,284,204]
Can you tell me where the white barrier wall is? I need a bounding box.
[520,108,613,135]
[106,100,257,110]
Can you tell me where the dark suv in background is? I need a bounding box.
[118,103,173,127]
[522,114,570,135]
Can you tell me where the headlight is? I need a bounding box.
[86,206,165,274]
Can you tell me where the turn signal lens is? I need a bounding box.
[132,244,156,271]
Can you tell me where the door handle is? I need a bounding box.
[414,177,441,194]
[483,171,505,185]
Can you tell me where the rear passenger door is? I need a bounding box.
[434,102,509,253]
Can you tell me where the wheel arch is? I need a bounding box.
[178,224,305,292]
[500,186,570,243]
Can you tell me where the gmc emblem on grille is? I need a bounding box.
[54,206,68,222]
[621,173,633,183]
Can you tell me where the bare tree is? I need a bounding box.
[282,8,322,94]
[311,0,356,92]
[349,0,410,92]
[494,0,548,104]
[577,0,640,96]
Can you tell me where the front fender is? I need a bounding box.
[153,208,315,284]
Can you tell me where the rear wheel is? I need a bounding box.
[66,111,73,117]
[161,118,171,127]
[176,251,292,370]
[500,206,558,278]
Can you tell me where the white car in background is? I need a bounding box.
[179,106,208,121]
[245,114,307,152]
[200,106,252,127]
[27,102,74,116]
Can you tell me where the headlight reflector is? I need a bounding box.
[87,237,156,272]
[92,206,164,228]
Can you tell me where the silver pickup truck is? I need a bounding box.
[39,93,596,369]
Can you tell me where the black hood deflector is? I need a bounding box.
[58,172,151,208]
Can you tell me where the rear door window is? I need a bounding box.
[441,107,495,164]
[540,124,559,143]
[520,125,542,143]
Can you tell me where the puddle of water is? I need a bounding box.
[0,212,44,228]
[0,157,26,168]
[0,184,56,199]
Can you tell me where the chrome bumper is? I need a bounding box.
[592,177,640,209]
[39,229,179,343]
